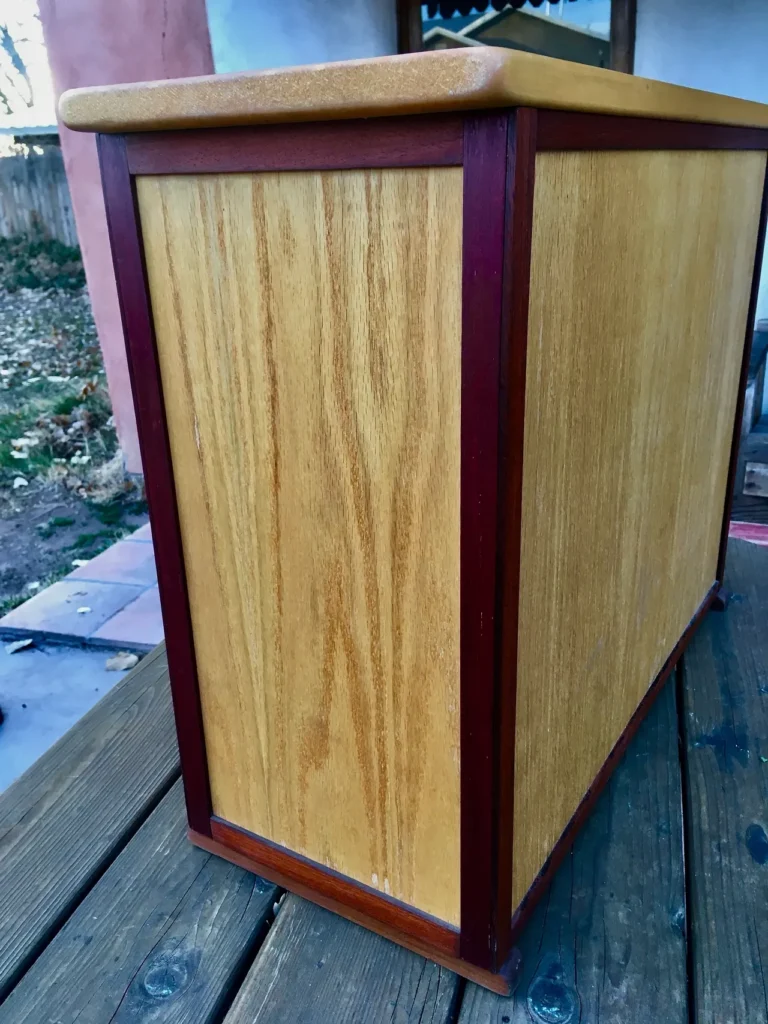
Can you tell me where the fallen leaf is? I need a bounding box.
[6,638,33,654]
[105,651,139,671]
[76,606,91,614]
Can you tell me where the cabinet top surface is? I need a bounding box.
[59,48,768,134]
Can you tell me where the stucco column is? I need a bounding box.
[38,0,214,473]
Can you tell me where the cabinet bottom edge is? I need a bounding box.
[189,820,519,994]
[507,579,720,946]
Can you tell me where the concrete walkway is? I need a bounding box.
[0,642,133,791]
[0,524,163,652]
[0,519,765,654]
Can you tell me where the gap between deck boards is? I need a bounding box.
[3,539,765,1021]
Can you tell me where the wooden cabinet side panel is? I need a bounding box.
[513,148,766,908]
[136,167,463,925]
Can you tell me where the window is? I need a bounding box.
[397,0,636,73]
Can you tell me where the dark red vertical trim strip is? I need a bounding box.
[96,133,213,835]
[717,158,768,582]
[492,108,537,966]
[396,0,423,54]
[460,112,510,970]
[609,0,636,74]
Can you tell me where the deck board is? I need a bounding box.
[0,782,278,1024]
[0,644,178,1001]
[224,896,461,1023]
[681,538,768,1021]
[1,536,766,1017]
[459,680,687,1022]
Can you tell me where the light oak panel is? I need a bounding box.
[136,167,462,925]
[513,148,766,908]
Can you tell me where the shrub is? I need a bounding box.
[0,234,85,292]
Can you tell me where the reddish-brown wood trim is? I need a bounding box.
[609,0,636,74]
[396,0,423,54]
[125,115,464,175]
[492,107,537,968]
[96,133,213,836]
[717,160,768,582]
[192,824,517,994]
[537,110,768,151]
[508,581,720,942]
[209,817,458,954]
[459,111,510,971]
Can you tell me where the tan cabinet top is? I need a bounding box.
[59,47,768,134]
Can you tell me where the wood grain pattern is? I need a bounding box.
[682,539,768,1022]
[609,0,636,75]
[0,783,278,1024]
[716,164,768,581]
[512,148,766,909]
[224,895,460,1023]
[0,644,178,1001]
[126,116,464,175]
[98,133,213,835]
[461,679,687,1023]
[459,111,511,969]
[136,167,462,925]
[537,110,768,151]
[208,816,460,956]
[492,107,537,964]
[59,48,768,134]
[193,825,518,994]
[507,584,717,951]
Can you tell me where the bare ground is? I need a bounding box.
[0,272,146,615]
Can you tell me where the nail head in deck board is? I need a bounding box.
[682,538,768,1022]
[0,782,278,1024]
[136,167,462,925]
[459,680,687,1023]
[223,895,461,1023]
[0,644,178,1001]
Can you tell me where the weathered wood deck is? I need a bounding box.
[0,537,766,1022]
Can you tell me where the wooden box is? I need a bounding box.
[61,49,768,992]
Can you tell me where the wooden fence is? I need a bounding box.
[0,144,78,247]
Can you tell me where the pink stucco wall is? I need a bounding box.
[38,0,214,473]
